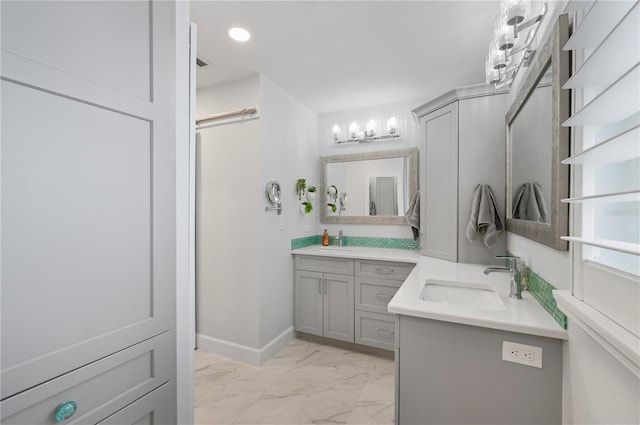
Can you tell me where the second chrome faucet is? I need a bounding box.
[484,255,523,300]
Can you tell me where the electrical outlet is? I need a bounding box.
[502,341,542,368]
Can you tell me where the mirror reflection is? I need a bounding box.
[326,157,406,217]
[320,148,418,225]
[504,13,570,250]
[510,64,552,223]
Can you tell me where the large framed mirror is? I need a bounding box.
[505,13,570,250]
[320,148,418,224]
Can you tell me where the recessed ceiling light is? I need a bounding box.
[228,27,251,42]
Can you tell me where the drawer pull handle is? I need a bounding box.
[55,401,77,422]
[375,328,395,336]
[376,267,395,274]
[375,292,394,300]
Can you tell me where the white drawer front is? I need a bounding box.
[355,277,402,315]
[355,311,396,351]
[295,255,354,275]
[355,260,414,280]
[1,332,170,424]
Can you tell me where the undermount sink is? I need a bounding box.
[420,280,505,310]
[312,247,353,253]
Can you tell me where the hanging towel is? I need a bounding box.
[405,191,420,240]
[512,182,549,222]
[466,184,505,249]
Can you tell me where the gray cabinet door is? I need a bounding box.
[294,270,323,337]
[457,95,508,264]
[1,1,175,399]
[323,273,355,342]
[420,102,459,261]
[397,315,562,425]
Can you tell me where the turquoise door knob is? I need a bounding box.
[54,401,77,422]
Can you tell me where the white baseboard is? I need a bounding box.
[196,326,294,366]
[259,326,295,365]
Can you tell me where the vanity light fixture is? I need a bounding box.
[333,117,401,144]
[228,27,251,42]
[486,1,546,89]
[331,124,341,141]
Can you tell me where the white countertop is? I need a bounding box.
[291,245,567,340]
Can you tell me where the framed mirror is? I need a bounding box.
[505,14,570,250]
[320,148,418,224]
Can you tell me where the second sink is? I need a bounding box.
[420,280,505,310]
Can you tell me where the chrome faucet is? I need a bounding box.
[337,230,344,247]
[484,255,522,300]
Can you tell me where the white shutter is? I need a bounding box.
[554,0,640,378]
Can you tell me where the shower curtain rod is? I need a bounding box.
[195,107,258,125]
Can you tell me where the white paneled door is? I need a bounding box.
[1,1,176,399]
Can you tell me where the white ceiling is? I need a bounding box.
[191,1,501,113]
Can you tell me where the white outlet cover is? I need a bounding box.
[502,341,543,368]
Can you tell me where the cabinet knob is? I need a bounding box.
[54,401,77,422]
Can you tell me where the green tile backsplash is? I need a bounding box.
[290,235,321,250]
[526,268,568,329]
[290,235,419,251]
[341,236,420,250]
[504,252,567,329]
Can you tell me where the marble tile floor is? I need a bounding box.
[194,338,395,425]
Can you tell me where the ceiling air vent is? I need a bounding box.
[196,57,210,68]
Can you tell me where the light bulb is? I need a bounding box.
[501,0,530,33]
[366,120,377,137]
[331,124,341,140]
[349,122,360,138]
[494,14,515,51]
[387,117,398,135]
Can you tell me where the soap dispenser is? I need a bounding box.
[322,229,329,246]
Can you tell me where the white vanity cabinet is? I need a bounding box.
[354,260,413,350]
[413,87,508,265]
[294,256,355,342]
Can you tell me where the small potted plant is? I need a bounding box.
[306,186,317,202]
[327,203,337,213]
[300,201,313,214]
[296,178,306,200]
[327,185,338,202]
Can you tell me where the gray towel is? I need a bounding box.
[466,184,504,249]
[512,182,549,222]
[405,191,420,240]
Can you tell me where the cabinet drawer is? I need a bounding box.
[355,277,402,315]
[97,383,171,425]
[355,260,414,280]
[295,255,354,275]
[355,311,396,351]
[1,332,171,424]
